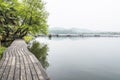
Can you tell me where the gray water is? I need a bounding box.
[36,37,120,80]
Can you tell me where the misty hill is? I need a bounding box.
[49,27,93,34]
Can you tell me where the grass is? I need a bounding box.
[0,46,6,59]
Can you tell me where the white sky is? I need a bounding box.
[45,0,120,31]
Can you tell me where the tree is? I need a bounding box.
[0,0,48,41]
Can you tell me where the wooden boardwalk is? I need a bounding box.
[0,40,49,80]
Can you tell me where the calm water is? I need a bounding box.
[36,37,120,80]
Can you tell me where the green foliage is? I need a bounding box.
[23,36,33,43]
[0,0,48,41]
[0,35,2,40]
[29,41,49,69]
[0,46,6,59]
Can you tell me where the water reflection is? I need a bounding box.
[40,37,120,80]
[28,41,49,69]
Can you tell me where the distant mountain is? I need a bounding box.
[49,27,93,34]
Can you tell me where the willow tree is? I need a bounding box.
[0,0,48,41]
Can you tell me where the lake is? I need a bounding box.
[35,37,120,80]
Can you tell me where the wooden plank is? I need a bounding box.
[32,55,49,80]
[22,48,39,80]
[29,55,45,80]
[22,46,49,80]
[0,51,8,79]
[0,50,7,71]
[24,47,49,80]
[18,49,26,80]
[1,48,13,80]
[0,39,49,80]
[7,46,16,80]
[20,48,32,80]
[14,46,20,80]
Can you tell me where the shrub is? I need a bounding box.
[29,41,49,69]
[23,36,33,43]
[0,46,6,59]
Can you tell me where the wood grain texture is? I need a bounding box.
[0,39,49,80]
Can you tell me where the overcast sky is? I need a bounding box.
[45,0,120,31]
